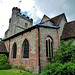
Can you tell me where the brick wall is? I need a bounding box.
[4,28,39,73]
[4,27,59,73]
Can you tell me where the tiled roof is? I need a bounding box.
[61,21,75,40]
[51,13,67,26]
[40,14,54,24]
[0,41,7,53]
[40,13,67,26]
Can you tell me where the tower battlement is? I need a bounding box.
[12,7,33,23]
[5,7,33,39]
[12,7,20,13]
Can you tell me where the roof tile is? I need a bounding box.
[61,21,75,39]
[51,13,65,26]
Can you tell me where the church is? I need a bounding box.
[0,7,75,73]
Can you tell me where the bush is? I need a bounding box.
[40,39,75,75]
[41,62,75,75]
[55,39,75,63]
[0,54,11,70]
[19,66,25,70]
[13,65,18,69]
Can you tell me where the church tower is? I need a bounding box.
[4,7,33,39]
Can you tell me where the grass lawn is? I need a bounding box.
[0,68,36,75]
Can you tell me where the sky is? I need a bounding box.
[0,0,75,38]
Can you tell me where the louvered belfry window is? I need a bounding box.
[46,36,53,58]
[23,39,29,58]
[13,43,17,58]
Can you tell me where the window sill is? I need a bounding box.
[22,58,29,60]
[46,57,50,58]
[46,57,52,59]
[12,58,16,60]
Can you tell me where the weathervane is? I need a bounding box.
[19,0,22,8]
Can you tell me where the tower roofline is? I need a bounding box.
[12,7,21,13]
[11,7,33,23]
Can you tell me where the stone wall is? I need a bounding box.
[39,27,58,69]
[4,28,39,73]
[4,40,9,52]
[4,26,59,73]
[4,7,33,39]
[16,15,33,34]
[42,21,53,25]
[58,16,67,39]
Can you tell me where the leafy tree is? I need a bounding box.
[40,39,75,75]
[55,39,75,63]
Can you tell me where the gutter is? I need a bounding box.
[38,27,41,73]
[9,39,10,53]
[56,29,60,46]
[61,37,75,41]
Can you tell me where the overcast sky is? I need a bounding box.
[0,0,75,38]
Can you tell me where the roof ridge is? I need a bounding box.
[65,20,75,24]
[40,14,50,23]
[51,13,65,19]
[50,13,66,26]
[43,14,50,19]
[56,14,63,26]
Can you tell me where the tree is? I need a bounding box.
[40,39,75,75]
[55,39,75,63]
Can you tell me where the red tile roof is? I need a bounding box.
[0,41,7,53]
[51,13,67,26]
[61,21,75,40]
[40,13,67,26]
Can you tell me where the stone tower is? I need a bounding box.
[4,7,33,39]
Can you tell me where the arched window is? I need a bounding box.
[13,43,17,58]
[46,36,53,58]
[23,39,29,58]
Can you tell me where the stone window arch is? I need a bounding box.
[46,36,53,58]
[22,39,29,58]
[13,43,17,58]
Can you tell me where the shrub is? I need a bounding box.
[13,65,19,69]
[55,39,75,63]
[0,54,11,70]
[40,39,75,75]
[19,66,25,70]
[41,62,75,75]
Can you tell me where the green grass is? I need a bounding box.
[0,68,36,75]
